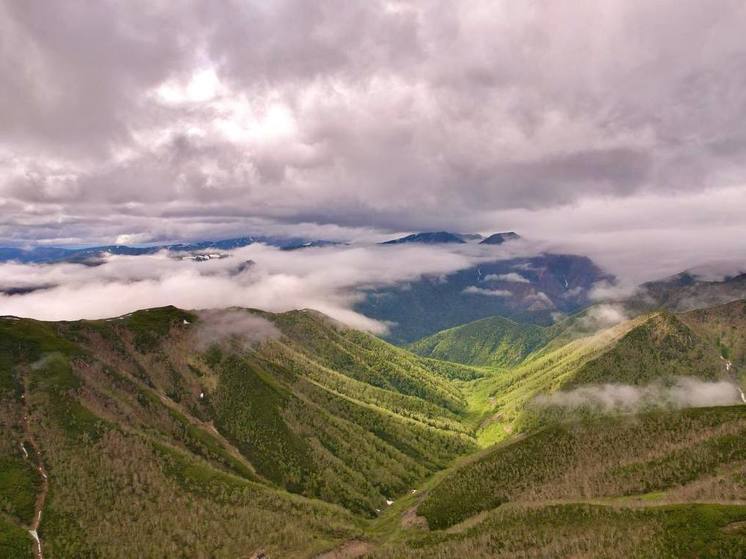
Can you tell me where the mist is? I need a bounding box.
[0,241,537,331]
[193,309,280,351]
[533,377,744,413]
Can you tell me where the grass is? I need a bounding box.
[0,456,39,524]
[408,315,550,368]
[121,306,196,352]
[0,516,32,559]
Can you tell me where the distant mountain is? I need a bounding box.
[480,231,521,245]
[0,235,335,263]
[280,240,345,251]
[381,231,467,244]
[357,253,612,344]
[630,271,746,314]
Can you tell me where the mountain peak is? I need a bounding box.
[381,231,467,245]
[480,232,521,245]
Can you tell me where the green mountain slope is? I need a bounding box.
[1,301,745,557]
[419,405,746,529]
[564,311,725,387]
[370,503,746,559]
[407,315,550,368]
[679,299,746,369]
[0,306,480,557]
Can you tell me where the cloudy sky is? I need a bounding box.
[1,1,746,257]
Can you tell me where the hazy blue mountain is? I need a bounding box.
[480,231,521,245]
[0,236,334,263]
[357,253,613,344]
[381,231,468,245]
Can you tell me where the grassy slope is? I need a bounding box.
[419,405,746,529]
[407,315,550,368]
[2,302,746,557]
[371,503,746,559]
[448,305,744,443]
[0,306,481,556]
[382,303,746,557]
[680,299,746,370]
[565,311,725,387]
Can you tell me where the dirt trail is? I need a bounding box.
[21,378,49,559]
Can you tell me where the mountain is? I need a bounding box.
[407,315,550,368]
[628,271,746,315]
[0,306,482,557]
[381,232,467,245]
[0,235,335,263]
[357,253,612,344]
[375,303,746,557]
[413,404,746,539]
[479,231,521,245]
[1,301,745,557]
[280,240,345,250]
[411,301,746,445]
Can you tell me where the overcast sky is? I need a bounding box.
[1,1,746,254]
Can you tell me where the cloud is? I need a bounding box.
[533,377,744,413]
[193,309,280,351]
[483,272,530,283]
[1,0,746,254]
[578,304,629,330]
[462,286,512,297]
[0,242,530,330]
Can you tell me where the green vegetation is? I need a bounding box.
[566,312,723,387]
[1,300,745,557]
[419,405,746,529]
[121,306,196,352]
[371,503,746,559]
[0,456,38,523]
[0,516,32,559]
[408,315,550,368]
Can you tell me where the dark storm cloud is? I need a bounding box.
[1,0,746,245]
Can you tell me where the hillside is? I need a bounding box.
[357,253,612,344]
[628,272,746,316]
[407,315,550,368]
[0,306,480,557]
[1,302,745,557]
[419,405,746,530]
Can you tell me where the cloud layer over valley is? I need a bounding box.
[0,241,537,330]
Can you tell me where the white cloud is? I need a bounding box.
[483,272,530,283]
[0,242,524,331]
[462,286,512,297]
[533,377,744,412]
[1,0,746,254]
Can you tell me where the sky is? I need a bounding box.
[1,0,745,246]
[1,1,746,323]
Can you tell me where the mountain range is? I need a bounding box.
[1,232,746,557]
[1,292,745,557]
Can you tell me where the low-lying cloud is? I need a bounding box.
[533,377,745,413]
[578,304,629,330]
[483,273,530,283]
[462,286,512,297]
[193,309,280,351]
[0,241,537,331]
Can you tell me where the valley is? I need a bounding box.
[1,299,745,557]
